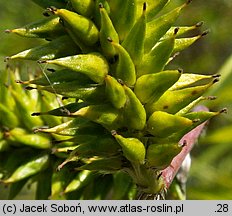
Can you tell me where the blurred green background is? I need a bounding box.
[0,0,232,199]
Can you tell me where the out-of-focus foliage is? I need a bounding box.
[0,0,232,199]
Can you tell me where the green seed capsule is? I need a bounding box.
[50,8,99,47]
[52,121,106,137]
[10,88,44,130]
[145,3,187,52]
[99,4,119,58]
[122,85,146,130]
[0,103,19,129]
[51,164,74,199]
[175,96,205,116]
[0,69,13,107]
[70,0,95,17]
[161,21,204,40]
[147,111,193,137]
[37,82,106,102]
[105,75,127,109]
[145,81,215,115]
[146,143,182,169]
[94,0,110,28]
[137,0,170,21]
[183,110,221,122]
[36,102,88,117]
[6,128,27,143]
[57,136,120,169]
[78,136,120,156]
[71,104,121,129]
[109,39,136,86]
[55,134,102,147]
[122,3,146,66]
[173,32,208,53]
[56,148,80,170]
[77,156,123,172]
[7,16,66,39]
[109,0,137,41]
[3,153,49,184]
[24,69,92,86]
[169,73,215,90]
[9,35,79,61]
[9,129,51,149]
[138,33,175,76]
[169,109,224,142]
[134,70,181,104]
[113,132,145,165]
[43,53,109,84]
[38,93,63,127]
[8,70,28,100]
[36,118,94,136]
[64,170,94,194]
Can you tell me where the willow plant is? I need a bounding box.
[0,0,225,199]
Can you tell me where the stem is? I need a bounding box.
[161,105,209,188]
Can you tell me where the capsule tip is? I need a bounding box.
[192,118,200,123]
[51,148,58,154]
[219,108,228,114]
[196,21,204,27]
[62,96,69,100]
[33,128,40,133]
[186,0,193,5]
[33,126,49,133]
[4,29,12,33]
[213,77,220,84]
[178,68,183,73]
[99,3,104,9]
[174,27,179,35]
[201,29,210,37]
[31,112,41,116]
[143,2,147,12]
[15,80,24,84]
[117,79,124,85]
[37,60,47,64]
[107,37,113,43]
[111,130,117,136]
[47,6,57,13]
[206,96,217,100]
[4,56,11,62]
[212,74,221,78]
[25,86,36,90]
[16,80,29,85]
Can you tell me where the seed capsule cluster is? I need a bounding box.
[1,0,222,199]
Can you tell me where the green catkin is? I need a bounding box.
[134,70,181,104]
[2,0,222,199]
[105,75,127,109]
[7,16,66,39]
[42,53,109,84]
[99,4,119,58]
